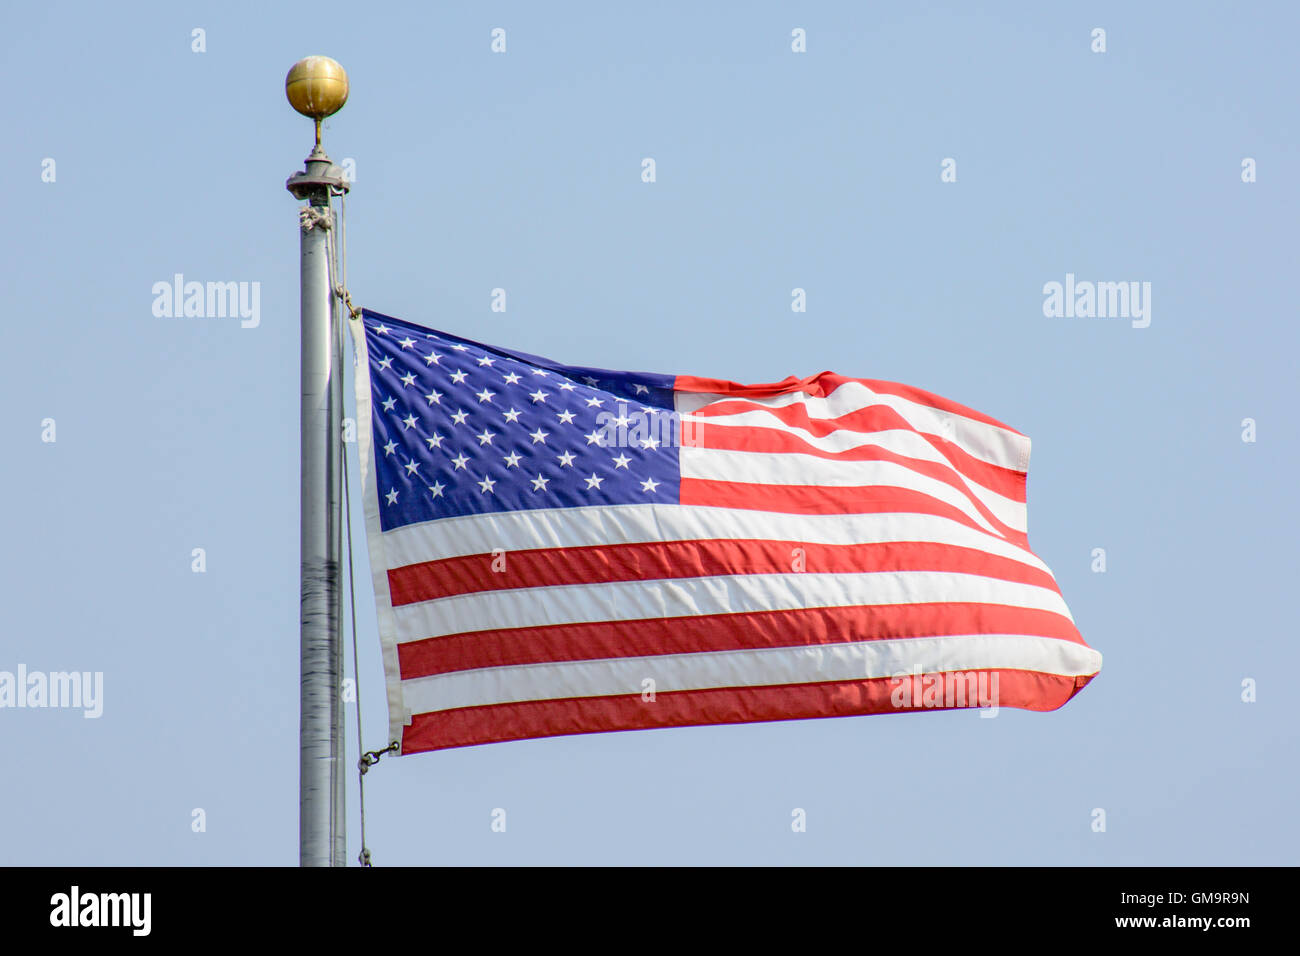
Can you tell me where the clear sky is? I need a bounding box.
[2,1,1296,865]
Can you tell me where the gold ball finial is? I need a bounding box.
[286,56,349,144]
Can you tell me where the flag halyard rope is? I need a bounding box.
[333,186,362,320]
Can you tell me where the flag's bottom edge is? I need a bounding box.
[398,668,1095,753]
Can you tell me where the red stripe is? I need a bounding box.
[679,479,1029,547]
[400,669,1093,753]
[673,372,1023,434]
[692,423,1024,532]
[689,403,1026,500]
[388,539,1055,606]
[397,603,1083,680]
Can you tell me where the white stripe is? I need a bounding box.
[676,380,1030,473]
[378,502,1052,575]
[681,447,1026,532]
[684,410,975,461]
[682,408,1022,505]
[399,632,1101,714]
[390,570,1074,642]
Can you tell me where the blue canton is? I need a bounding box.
[362,309,681,532]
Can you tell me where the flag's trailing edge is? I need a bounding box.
[350,308,1101,754]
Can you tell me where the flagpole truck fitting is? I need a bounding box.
[286,56,350,867]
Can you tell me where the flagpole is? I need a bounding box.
[285,56,350,867]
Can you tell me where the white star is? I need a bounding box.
[556,410,576,424]
[639,436,661,449]
[381,397,396,412]
[530,474,550,491]
[611,453,631,469]
[382,440,397,456]
[451,344,469,352]
[532,368,549,376]
[425,390,443,405]
[385,488,399,505]
[378,356,393,371]
[450,370,468,384]
[558,381,576,391]
[425,434,444,449]
[476,429,495,445]
[399,337,416,350]
[584,429,606,446]
[584,396,604,408]
[451,453,469,470]
[529,428,548,444]
[477,355,495,367]
[529,390,548,403]
[451,410,469,425]
[402,413,418,430]
[425,351,442,366]
[584,473,604,489]
[503,451,522,467]
[477,475,496,494]
[640,477,660,493]
[404,460,421,476]
[476,388,496,403]
[612,411,631,428]
[582,376,599,386]
[557,451,576,467]
[400,372,416,387]
[374,324,390,336]
[633,384,649,394]
[502,372,521,385]
[502,408,522,423]
[428,481,445,498]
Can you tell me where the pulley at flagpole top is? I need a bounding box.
[285,55,351,868]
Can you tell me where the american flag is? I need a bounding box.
[352,308,1101,754]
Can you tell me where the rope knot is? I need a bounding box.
[299,206,332,232]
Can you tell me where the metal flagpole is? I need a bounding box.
[285,56,350,867]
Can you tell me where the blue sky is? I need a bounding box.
[2,1,1296,865]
